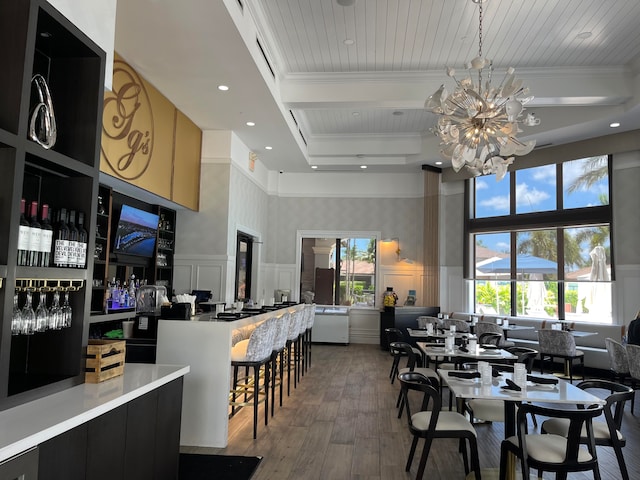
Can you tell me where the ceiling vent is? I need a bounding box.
[256,38,275,79]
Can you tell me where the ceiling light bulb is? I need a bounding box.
[610,122,620,128]
[246,121,255,126]
[265,146,273,150]
[217,85,229,91]
[311,165,318,169]
[435,161,443,165]
[360,165,367,169]
[343,39,355,45]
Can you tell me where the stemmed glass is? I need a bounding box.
[21,291,36,335]
[49,291,62,330]
[35,291,49,333]
[12,293,22,335]
[62,291,72,328]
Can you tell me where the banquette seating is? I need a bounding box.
[444,312,626,371]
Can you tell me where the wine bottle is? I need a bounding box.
[39,204,53,267]
[53,207,70,267]
[77,211,88,268]
[18,198,30,266]
[27,201,41,267]
[67,210,79,268]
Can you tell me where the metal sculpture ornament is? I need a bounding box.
[29,74,57,149]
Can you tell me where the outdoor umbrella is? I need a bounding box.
[584,245,611,316]
[477,254,557,275]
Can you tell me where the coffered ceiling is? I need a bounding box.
[115,0,640,174]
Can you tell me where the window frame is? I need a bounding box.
[465,156,614,320]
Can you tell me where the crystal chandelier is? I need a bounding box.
[425,0,537,181]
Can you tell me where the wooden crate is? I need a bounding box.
[85,339,126,383]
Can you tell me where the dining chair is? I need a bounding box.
[499,402,603,480]
[625,344,640,414]
[538,328,585,383]
[505,346,538,373]
[604,337,630,384]
[385,328,422,383]
[475,321,514,348]
[541,379,634,480]
[441,318,471,333]
[478,332,503,346]
[398,371,482,480]
[395,342,439,418]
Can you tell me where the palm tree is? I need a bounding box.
[566,155,608,193]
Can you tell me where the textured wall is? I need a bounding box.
[176,163,229,256]
[267,195,424,265]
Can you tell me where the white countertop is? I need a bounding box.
[0,363,189,463]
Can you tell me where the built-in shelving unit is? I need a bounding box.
[0,0,106,410]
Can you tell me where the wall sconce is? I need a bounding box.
[382,238,413,264]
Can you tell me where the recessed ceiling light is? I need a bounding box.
[217,85,229,91]
[336,0,357,6]
[265,146,272,150]
[610,122,621,128]
[392,111,404,116]
[311,165,318,169]
[360,165,367,169]
[576,31,592,40]
[352,111,360,116]
[435,161,443,165]
[343,39,355,46]
[246,121,255,126]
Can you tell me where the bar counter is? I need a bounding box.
[0,363,189,463]
[156,303,304,448]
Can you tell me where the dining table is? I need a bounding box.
[501,324,535,339]
[416,341,518,369]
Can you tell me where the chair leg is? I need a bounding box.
[279,350,285,406]
[231,366,239,416]
[416,437,434,480]
[468,436,481,480]
[611,438,630,480]
[252,365,259,439]
[287,343,292,396]
[406,436,419,471]
[264,361,270,426]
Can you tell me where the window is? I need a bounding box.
[300,236,376,306]
[469,155,613,322]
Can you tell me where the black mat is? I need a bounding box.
[179,453,262,480]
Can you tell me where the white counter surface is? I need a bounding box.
[0,363,189,463]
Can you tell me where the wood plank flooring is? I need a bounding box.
[181,343,640,479]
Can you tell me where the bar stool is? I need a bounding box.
[286,309,304,395]
[270,312,290,415]
[303,304,315,372]
[295,308,307,383]
[229,317,277,439]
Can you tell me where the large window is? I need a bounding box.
[469,155,613,323]
[300,236,376,306]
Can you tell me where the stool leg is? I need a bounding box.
[271,353,277,417]
[264,360,270,426]
[231,366,239,416]
[253,364,259,439]
[287,342,292,396]
[279,349,284,406]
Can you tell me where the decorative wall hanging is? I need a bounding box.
[29,74,57,149]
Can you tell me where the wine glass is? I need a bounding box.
[11,293,22,335]
[35,291,49,333]
[62,291,72,328]
[49,291,62,330]
[21,291,36,335]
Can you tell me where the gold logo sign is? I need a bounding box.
[101,60,154,180]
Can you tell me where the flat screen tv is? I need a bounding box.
[113,205,159,257]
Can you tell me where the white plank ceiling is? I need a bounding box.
[115,0,640,173]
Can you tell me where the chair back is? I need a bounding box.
[517,402,603,468]
[625,344,640,380]
[441,318,470,333]
[385,327,405,344]
[273,312,290,351]
[397,342,421,370]
[479,332,503,346]
[538,329,577,356]
[605,338,630,375]
[287,310,301,342]
[398,371,441,432]
[475,321,503,337]
[416,316,439,329]
[577,379,634,433]
[305,304,315,329]
[506,346,538,372]
[246,317,278,362]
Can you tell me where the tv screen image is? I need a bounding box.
[113,205,159,257]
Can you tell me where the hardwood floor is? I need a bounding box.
[181,343,640,479]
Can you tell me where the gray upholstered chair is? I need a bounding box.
[416,315,439,329]
[441,318,470,333]
[625,344,640,414]
[230,316,278,439]
[475,321,514,348]
[538,329,585,383]
[605,337,630,383]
